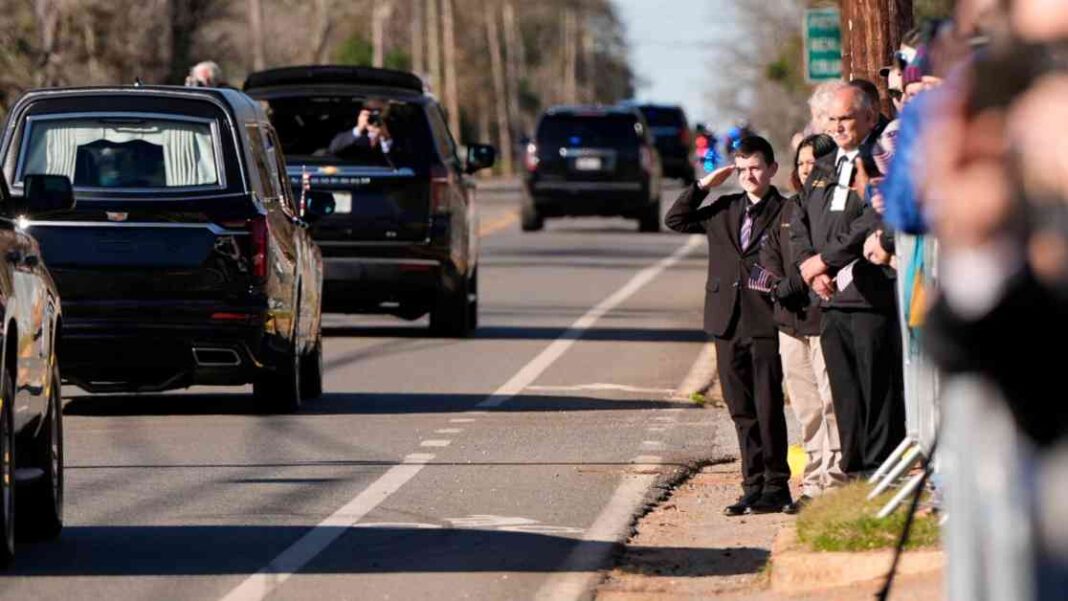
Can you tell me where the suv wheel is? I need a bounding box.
[638,200,661,233]
[254,343,302,413]
[18,362,63,541]
[430,272,472,338]
[300,337,324,400]
[0,368,15,565]
[521,204,544,232]
[467,268,479,330]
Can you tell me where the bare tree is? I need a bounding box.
[410,0,425,76]
[33,0,63,86]
[502,0,522,138]
[372,0,395,68]
[560,6,577,104]
[485,4,512,174]
[426,0,441,94]
[248,0,266,70]
[441,0,460,135]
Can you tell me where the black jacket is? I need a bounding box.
[759,195,821,337]
[789,154,896,312]
[666,184,786,338]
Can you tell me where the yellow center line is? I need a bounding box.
[478,210,518,237]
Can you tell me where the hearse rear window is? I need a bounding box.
[18,113,221,189]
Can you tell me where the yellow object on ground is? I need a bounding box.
[788,444,807,479]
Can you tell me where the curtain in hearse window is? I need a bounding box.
[20,116,219,188]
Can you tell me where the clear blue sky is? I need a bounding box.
[611,0,739,128]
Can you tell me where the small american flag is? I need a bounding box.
[747,263,778,294]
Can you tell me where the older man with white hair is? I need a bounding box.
[790,85,905,479]
[185,61,227,88]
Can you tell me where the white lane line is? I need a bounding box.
[477,235,702,409]
[435,428,463,434]
[647,427,667,433]
[640,440,665,449]
[449,418,476,423]
[653,416,676,423]
[674,340,717,400]
[533,456,662,601]
[218,453,434,601]
[420,440,452,448]
[217,236,701,601]
[525,383,676,395]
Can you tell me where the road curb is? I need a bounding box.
[769,524,944,593]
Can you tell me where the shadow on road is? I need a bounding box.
[5,525,765,578]
[323,324,706,343]
[63,392,694,417]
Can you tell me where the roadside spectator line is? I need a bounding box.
[217,235,701,601]
[477,235,703,409]
[218,453,435,601]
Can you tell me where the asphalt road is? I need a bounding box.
[0,181,729,601]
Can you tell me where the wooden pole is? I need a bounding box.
[442,0,460,136]
[839,0,913,114]
[485,3,512,174]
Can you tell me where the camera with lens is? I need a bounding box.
[367,110,382,126]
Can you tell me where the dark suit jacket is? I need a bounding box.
[759,195,821,338]
[666,185,786,339]
[328,129,374,156]
[789,154,896,312]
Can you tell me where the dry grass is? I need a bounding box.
[795,482,940,552]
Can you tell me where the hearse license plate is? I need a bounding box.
[331,191,352,214]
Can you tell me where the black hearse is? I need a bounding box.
[0,172,70,564]
[0,86,331,412]
[244,66,496,337]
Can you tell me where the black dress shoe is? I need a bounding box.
[723,492,761,517]
[750,491,794,514]
[783,494,813,515]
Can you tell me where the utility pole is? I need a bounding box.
[561,6,577,104]
[442,0,460,136]
[485,4,512,175]
[839,0,913,111]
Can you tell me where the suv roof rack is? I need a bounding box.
[243,65,425,93]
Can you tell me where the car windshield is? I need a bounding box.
[265,96,432,170]
[20,114,219,189]
[537,114,643,148]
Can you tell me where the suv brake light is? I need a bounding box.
[640,146,655,173]
[525,143,539,172]
[430,165,452,214]
[249,215,268,280]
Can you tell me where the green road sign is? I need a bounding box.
[805,7,842,82]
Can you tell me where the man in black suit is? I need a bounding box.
[328,103,394,165]
[792,86,904,477]
[666,136,791,515]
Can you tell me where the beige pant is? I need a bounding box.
[779,331,847,496]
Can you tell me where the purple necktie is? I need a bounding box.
[740,206,753,249]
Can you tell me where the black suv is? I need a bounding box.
[244,66,496,337]
[522,106,662,232]
[624,103,694,184]
[0,86,330,412]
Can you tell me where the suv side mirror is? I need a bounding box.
[20,174,76,217]
[465,144,496,174]
[303,190,336,222]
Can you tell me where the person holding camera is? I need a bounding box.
[666,136,793,516]
[328,102,394,159]
[791,85,905,479]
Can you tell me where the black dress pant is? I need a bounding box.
[714,335,789,495]
[820,308,905,475]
